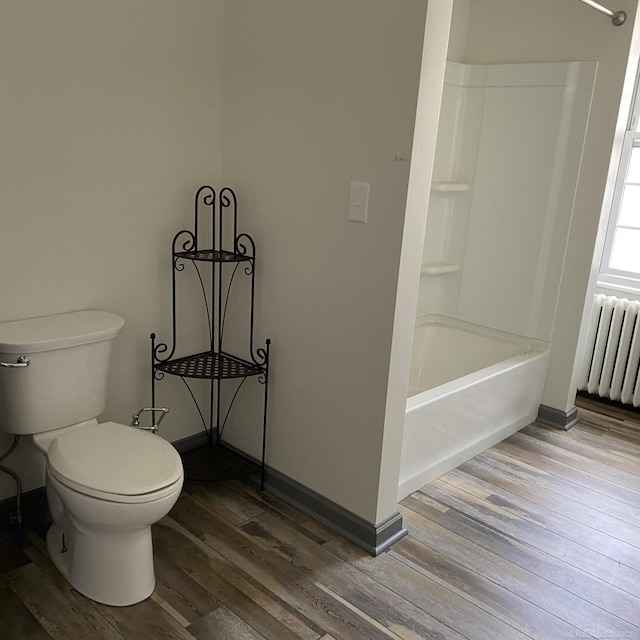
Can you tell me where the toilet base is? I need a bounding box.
[46,522,155,607]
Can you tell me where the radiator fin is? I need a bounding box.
[578,294,640,407]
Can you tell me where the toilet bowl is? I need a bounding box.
[42,421,183,606]
[0,310,184,606]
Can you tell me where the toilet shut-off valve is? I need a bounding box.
[130,407,170,434]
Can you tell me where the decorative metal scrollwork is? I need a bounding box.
[255,343,270,371]
[235,233,255,276]
[172,230,196,272]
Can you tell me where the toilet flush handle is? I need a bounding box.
[0,356,31,368]
[130,407,170,434]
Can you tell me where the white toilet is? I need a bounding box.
[0,310,184,606]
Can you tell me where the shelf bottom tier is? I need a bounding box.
[181,443,259,482]
[155,350,263,379]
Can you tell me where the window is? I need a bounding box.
[600,80,640,289]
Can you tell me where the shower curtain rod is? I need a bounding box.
[578,0,626,25]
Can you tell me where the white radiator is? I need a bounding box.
[578,294,640,407]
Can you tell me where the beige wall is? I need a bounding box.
[0,0,431,525]
[462,0,639,413]
[221,0,428,523]
[0,1,225,501]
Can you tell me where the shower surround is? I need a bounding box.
[400,59,596,498]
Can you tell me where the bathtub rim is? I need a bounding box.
[415,314,550,351]
[407,348,549,411]
[409,315,550,407]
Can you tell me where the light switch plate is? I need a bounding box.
[348,181,369,223]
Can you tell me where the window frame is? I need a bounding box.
[600,77,640,289]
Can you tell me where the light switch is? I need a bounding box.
[348,181,369,223]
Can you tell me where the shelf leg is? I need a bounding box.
[260,340,271,491]
[209,379,215,446]
[150,333,156,428]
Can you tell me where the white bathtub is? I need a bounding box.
[398,315,549,500]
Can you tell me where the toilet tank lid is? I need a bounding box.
[0,310,125,353]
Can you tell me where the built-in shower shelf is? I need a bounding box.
[430,182,469,196]
[421,261,461,276]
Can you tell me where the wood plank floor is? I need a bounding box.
[1,396,639,639]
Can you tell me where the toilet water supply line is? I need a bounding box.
[577,0,627,25]
[0,435,23,544]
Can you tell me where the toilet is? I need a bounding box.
[0,310,184,606]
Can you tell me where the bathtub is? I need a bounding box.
[398,315,549,500]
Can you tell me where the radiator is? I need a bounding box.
[578,294,640,407]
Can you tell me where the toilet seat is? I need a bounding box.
[47,421,183,504]
[47,466,183,504]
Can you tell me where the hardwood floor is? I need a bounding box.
[1,396,639,639]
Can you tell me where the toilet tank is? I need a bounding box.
[0,310,125,435]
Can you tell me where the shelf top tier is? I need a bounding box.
[175,248,252,263]
[155,350,263,379]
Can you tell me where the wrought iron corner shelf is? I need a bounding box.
[150,185,270,489]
